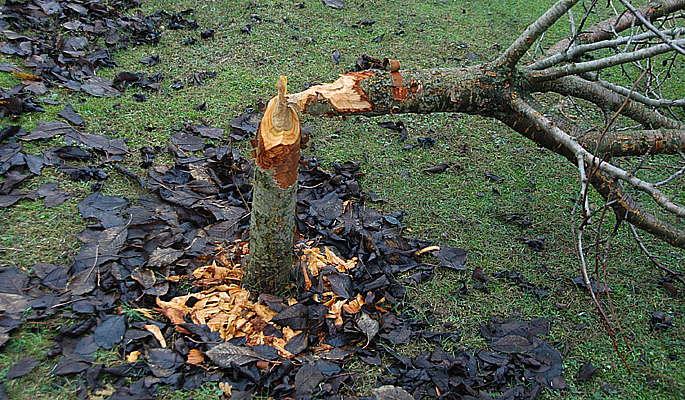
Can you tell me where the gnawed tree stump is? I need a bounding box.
[247,76,301,293]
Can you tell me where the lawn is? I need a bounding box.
[0,0,683,399]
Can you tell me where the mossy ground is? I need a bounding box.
[1,1,683,399]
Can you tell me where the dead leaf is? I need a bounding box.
[186,349,204,366]
[372,385,414,400]
[357,313,379,347]
[143,324,167,347]
[205,342,259,367]
[323,0,344,9]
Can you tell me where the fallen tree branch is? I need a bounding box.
[595,78,685,108]
[576,129,685,156]
[509,93,685,218]
[545,0,685,56]
[534,75,684,129]
[530,27,685,70]
[619,0,685,56]
[529,39,685,82]
[496,0,581,70]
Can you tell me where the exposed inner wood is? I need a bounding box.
[261,76,300,152]
[287,71,375,115]
[255,76,301,189]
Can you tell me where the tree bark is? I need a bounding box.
[287,67,685,247]
[284,0,685,248]
[247,76,301,293]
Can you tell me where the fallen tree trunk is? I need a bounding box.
[285,0,685,248]
[246,76,301,293]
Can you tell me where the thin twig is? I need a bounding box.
[509,94,685,218]
[629,223,685,285]
[530,38,685,82]
[619,0,685,56]
[530,27,684,70]
[576,227,631,371]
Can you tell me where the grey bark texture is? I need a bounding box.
[246,166,297,293]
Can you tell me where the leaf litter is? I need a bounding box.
[0,1,572,399]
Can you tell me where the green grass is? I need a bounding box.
[1,0,684,399]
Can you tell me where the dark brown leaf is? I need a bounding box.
[484,171,504,182]
[171,132,205,152]
[0,293,29,314]
[423,163,449,174]
[294,363,324,397]
[78,192,129,220]
[271,303,308,330]
[147,247,183,268]
[433,245,468,270]
[490,335,534,353]
[93,315,126,349]
[0,267,28,295]
[192,125,224,140]
[357,313,379,346]
[576,361,597,381]
[284,332,308,355]
[80,77,119,97]
[5,357,39,379]
[52,356,91,376]
[66,267,96,296]
[21,120,76,141]
[57,104,84,126]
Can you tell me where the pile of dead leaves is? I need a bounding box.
[0,0,203,103]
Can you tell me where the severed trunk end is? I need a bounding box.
[247,76,301,293]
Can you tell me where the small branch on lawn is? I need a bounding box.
[496,0,581,70]
[574,221,631,371]
[629,223,685,285]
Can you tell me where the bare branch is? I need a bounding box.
[500,101,685,247]
[629,223,685,284]
[529,39,685,82]
[529,28,685,70]
[595,78,685,108]
[534,75,684,129]
[509,93,685,218]
[495,0,581,70]
[576,128,685,156]
[591,168,685,248]
[577,153,592,217]
[655,151,685,186]
[545,0,685,55]
[619,0,685,56]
